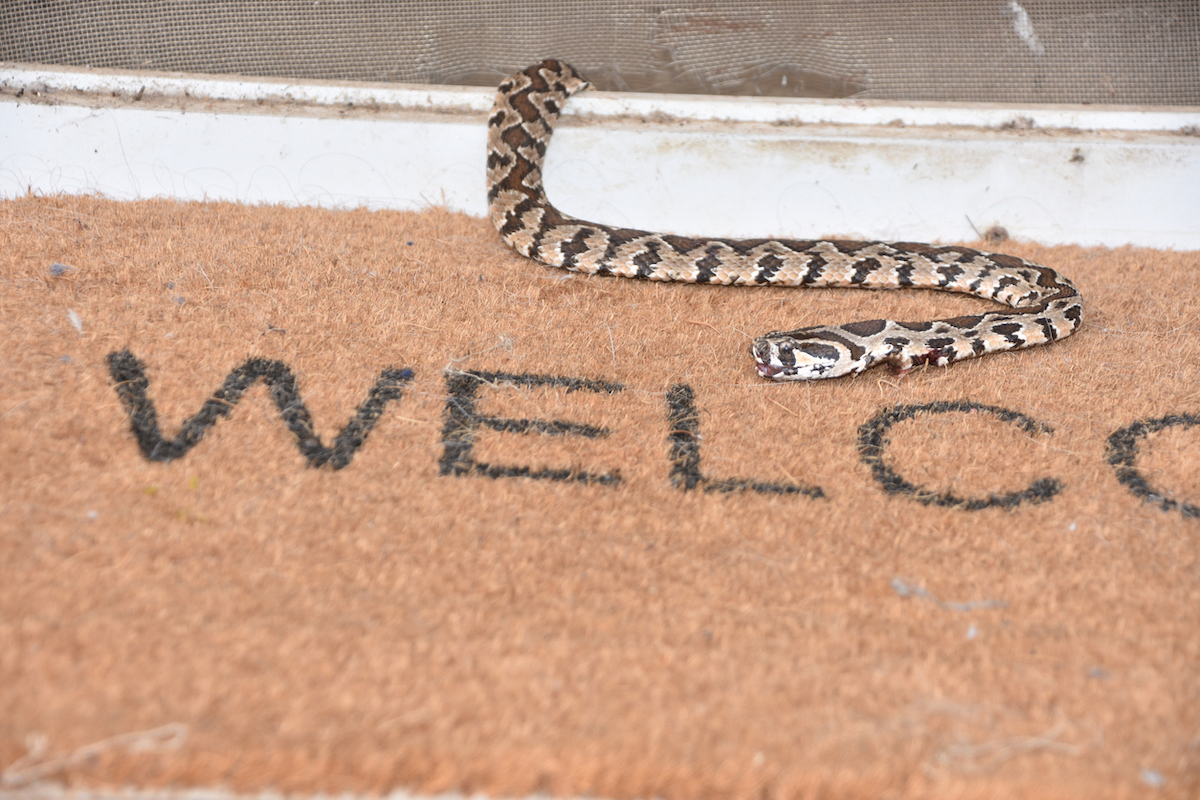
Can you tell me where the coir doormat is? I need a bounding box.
[1,195,1198,799]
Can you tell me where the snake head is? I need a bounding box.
[751,329,866,381]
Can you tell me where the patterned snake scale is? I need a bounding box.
[487,60,1083,381]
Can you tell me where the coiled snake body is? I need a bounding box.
[487,60,1083,381]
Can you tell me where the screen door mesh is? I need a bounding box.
[2,1,1196,104]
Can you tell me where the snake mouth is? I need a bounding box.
[756,363,785,379]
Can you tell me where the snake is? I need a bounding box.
[487,60,1083,381]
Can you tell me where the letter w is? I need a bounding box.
[105,350,412,469]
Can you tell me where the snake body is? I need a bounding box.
[487,60,1083,381]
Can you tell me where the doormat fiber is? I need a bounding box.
[1,195,1198,799]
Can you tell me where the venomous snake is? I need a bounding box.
[487,60,1083,381]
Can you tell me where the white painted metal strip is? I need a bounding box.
[2,63,1198,248]
[4,64,1196,131]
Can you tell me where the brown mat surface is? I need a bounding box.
[2,195,1198,798]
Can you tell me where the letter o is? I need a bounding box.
[1106,414,1200,519]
